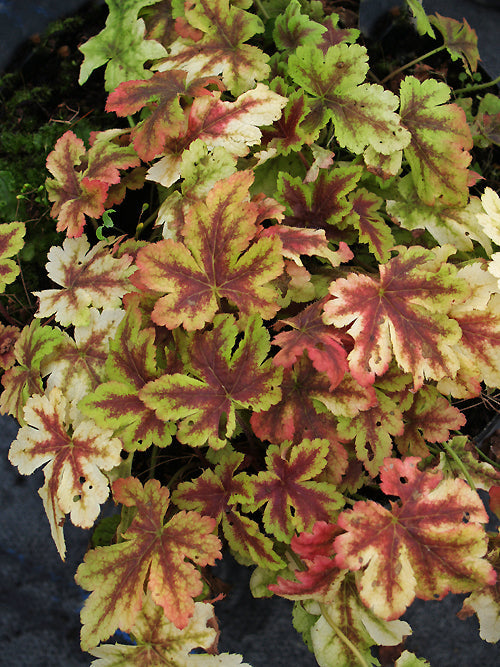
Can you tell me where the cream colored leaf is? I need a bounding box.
[34,236,135,327]
[8,387,122,559]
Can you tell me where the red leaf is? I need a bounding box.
[46,131,139,237]
[324,246,468,389]
[134,172,284,330]
[272,298,351,390]
[105,70,222,161]
[239,440,343,541]
[270,521,344,600]
[334,457,496,620]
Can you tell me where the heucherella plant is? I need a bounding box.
[2,0,500,664]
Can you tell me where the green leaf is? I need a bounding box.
[0,320,65,424]
[273,0,326,52]
[399,76,473,206]
[79,0,167,91]
[406,0,435,38]
[288,44,410,154]
[0,221,25,292]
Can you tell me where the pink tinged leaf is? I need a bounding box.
[8,387,122,560]
[399,76,473,206]
[345,188,395,263]
[76,476,221,649]
[45,131,140,237]
[0,320,64,424]
[41,308,124,403]
[34,236,135,327]
[241,440,343,542]
[270,521,345,600]
[395,385,466,457]
[134,172,284,330]
[0,221,25,291]
[140,314,282,449]
[156,0,270,95]
[145,85,286,187]
[334,457,496,621]
[105,70,222,161]
[0,323,20,370]
[490,487,500,520]
[430,13,480,74]
[262,225,353,268]
[272,298,350,390]
[323,246,467,389]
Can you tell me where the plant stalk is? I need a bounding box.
[440,440,476,490]
[454,73,500,95]
[253,0,270,20]
[319,603,371,667]
[381,45,446,84]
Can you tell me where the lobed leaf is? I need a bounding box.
[34,235,135,327]
[173,449,284,569]
[0,221,25,292]
[76,476,221,649]
[140,314,282,449]
[272,298,350,390]
[135,172,284,329]
[334,457,496,621]
[324,245,468,389]
[399,76,473,206]
[106,70,222,161]
[8,387,122,560]
[288,43,410,154]
[239,439,343,542]
[41,308,124,403]
[156,0,269,95]
[79,0,167,91]
[46,131,140,237]
[430,13,480,74]
[273,0,326,52]
[0,320,64,424]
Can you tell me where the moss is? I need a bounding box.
[0,2,116,325]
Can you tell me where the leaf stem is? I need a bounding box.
[454,73,500,95]
[319,603,371,667]
[148,445,159,480]
[381,45,446,84]
[167,459,195,490]
[440,440,476,490]
[253,0,270,21]
[474,445,500,471]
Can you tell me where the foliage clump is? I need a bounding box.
[2,1,500,665]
